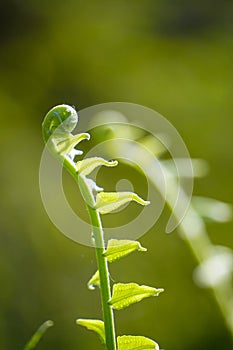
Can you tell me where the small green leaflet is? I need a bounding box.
[76,319,105,344]
[117,335,159,350]
[87,270,100,290]
[76,157,118,176]
[104,239,147,263]
[88,240,147,290]
[58,133,90,156]
[109,283,164,310]
[23,320,54,350]
[96,192,150,214]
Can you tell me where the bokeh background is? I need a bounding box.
[0,0,233,349]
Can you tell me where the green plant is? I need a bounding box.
[23,321,53,350]
[41,104,164,350]
[94,114,233,337]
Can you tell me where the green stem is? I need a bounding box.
[65,162,116,349]
[87,206,117,350]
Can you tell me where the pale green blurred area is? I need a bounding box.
[0,0,233,349]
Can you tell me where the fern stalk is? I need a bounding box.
[87,206,116,350]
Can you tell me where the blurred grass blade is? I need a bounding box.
[23,320,54,350]
[96,191,150,214]
[192,196,232,222]
[76,157,118,176]
[104,239,147,263]
[117,335,159,349]
[161,158,209,178]
[109,283,164,310]
[76,318,105,344]
[87,270,100,290]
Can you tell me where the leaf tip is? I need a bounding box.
[155,288,164,296]
[87,284,95,291]
[87,270,100,290]
[132,193,150,206]
[110,159,118,166]
[140,246,147,252]
[44,320,54,328]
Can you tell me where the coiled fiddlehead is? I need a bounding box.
[42,104,90,171]
[42,104,78,142]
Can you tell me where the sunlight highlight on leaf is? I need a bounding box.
[96,192,150,214]
[76,318,105,344]
[104,239,147,263]
[117,335,159,350]
[109,283,164,310]
[76,157,118,176]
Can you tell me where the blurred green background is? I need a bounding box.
[0,0,233,349]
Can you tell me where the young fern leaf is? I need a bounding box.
[42,105,91,174]
[42,105,161,350]
[76,157,118,176]
[117,335,159,350]
[57,133,90,158]
[23,320,54,350]
[96,192,150,214]
[88,240,146,290]
[42,105,90,157]
[76,319,105,344]
[88,270,100,290]
[104,239,147,263]
[109,283,164,310]
[42,105,78,143]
